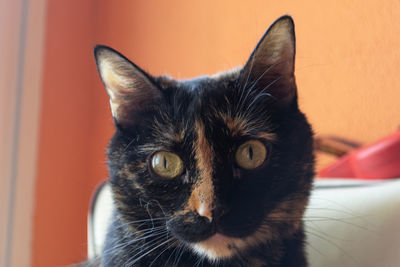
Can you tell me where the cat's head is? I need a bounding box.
[94,16,314,261]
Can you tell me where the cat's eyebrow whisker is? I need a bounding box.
[242,76,281,117]
[242,93,273,118]
[237,60,283,115]
[237,49,258,111]
[246,60,283,92]
[239,61,282,110]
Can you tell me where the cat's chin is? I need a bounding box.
[190,233,244,261]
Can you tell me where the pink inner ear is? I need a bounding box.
[95,47,162,126]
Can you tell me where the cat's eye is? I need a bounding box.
[235,140,267,169]
[150,151,183,178]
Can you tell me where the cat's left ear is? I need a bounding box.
[94,45,161,127]
[240,15,297,109]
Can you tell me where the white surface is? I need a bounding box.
[89,179,400,266]
[88,183,114,259]
[306,179,400,267]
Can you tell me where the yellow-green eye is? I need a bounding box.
[151,151,183,178]
[235,140,267,169]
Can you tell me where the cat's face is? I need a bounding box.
[95,16,314,262]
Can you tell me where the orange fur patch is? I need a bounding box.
[218,112,276,142]
[188,120,215,221]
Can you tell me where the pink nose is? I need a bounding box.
[197,203,213,222]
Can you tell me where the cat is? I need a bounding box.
[93,15,314,267]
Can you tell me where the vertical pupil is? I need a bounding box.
[163,156,168,169]
[248,146,253,160]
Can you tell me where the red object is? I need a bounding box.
[319,130,400,179]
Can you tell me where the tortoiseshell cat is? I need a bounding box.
[94,16,314,267]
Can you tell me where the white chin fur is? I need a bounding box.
[190,233,239,261]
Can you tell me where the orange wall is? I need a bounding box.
[34,1,400,266]
[33,1,99,266]
[94,0,400,141]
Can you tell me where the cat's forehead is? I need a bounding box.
[181,67,241,90]
[156,67,241,93]
[150,66,275,144]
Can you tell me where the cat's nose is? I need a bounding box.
[198,203,213,222]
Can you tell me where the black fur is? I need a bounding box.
[93,15,314,267]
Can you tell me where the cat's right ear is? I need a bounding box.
[94,45,161,127]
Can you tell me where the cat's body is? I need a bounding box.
[94,16,314,267]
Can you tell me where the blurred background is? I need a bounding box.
[1,0,399,266]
